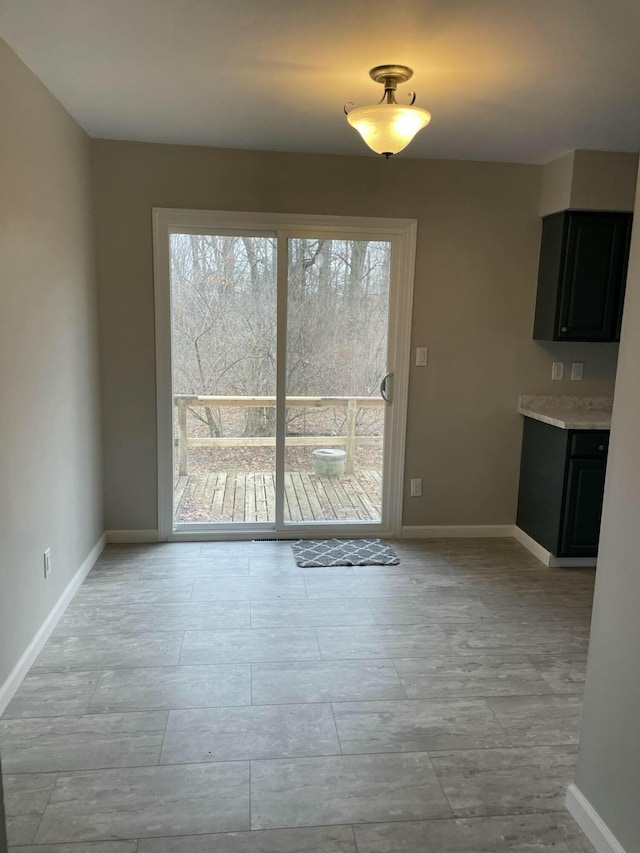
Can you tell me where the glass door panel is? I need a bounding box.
[284,237,392,524]
[169,232,277,526]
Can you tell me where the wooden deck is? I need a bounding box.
[174,470,382,524]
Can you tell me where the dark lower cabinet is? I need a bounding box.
[517,418,608,558]
[560,458,607,556]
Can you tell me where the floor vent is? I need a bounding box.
[252,538,298,542]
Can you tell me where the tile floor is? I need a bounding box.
[1,538,597,851]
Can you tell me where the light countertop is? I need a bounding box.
[518,395,613,430]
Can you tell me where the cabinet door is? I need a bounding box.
[516,418,569,555]
[559,458,606,557]
[557,213,631,341]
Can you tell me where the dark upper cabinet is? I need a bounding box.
[533,210,633,342]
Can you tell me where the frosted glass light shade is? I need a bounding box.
[347,103,431,156]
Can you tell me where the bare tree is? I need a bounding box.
[170,233,390,449]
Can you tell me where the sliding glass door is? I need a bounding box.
[153,210,416,539]
[169,232,277,525]
[284,237,391,524]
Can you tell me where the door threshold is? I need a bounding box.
[168,526,394,543]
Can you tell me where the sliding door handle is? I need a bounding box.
[380,372,393,403]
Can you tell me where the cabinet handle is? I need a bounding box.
[598,445,605,451]
[561,326,568,332]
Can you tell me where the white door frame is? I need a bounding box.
[152,208,417,540]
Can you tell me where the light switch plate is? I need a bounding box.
[416,347,428,366]
[571,362,584,381]
[552,362,564,381]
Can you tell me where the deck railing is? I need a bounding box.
[175,394,384,476]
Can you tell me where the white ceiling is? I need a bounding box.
[1,0,640,163]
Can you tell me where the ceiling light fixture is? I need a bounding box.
[345,65,431,159]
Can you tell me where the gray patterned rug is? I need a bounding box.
[292,538,400,568]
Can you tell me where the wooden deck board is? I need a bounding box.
[283,472,303,523]
[174,476,189,516]
[211,473,226,521]
[310,475,340,522]
[289,472,314,522]
[344,471,380,519]
[264,473,276,521]
[234,474,247,523]
[201,473,218,518]
[221,472,235,522]
[244,472,256,523]
[300,473,330,521]
[175,470,382,524]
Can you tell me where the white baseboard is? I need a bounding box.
[550,556,596,567]
[0,531,107,716]
[401,524,516,539]
[106,529,160,543]
[566,783,627,853]
[513,526,597,568]
[512,526,554,565]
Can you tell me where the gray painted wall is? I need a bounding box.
[91,141,619,534]
[573,172,640,852]
[0,754,6,853]
[0,38,103,691]
[539,150,638,216]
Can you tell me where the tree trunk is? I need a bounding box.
[204,406,221,437]
[348,240,367,306]
[244,406,275,436]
